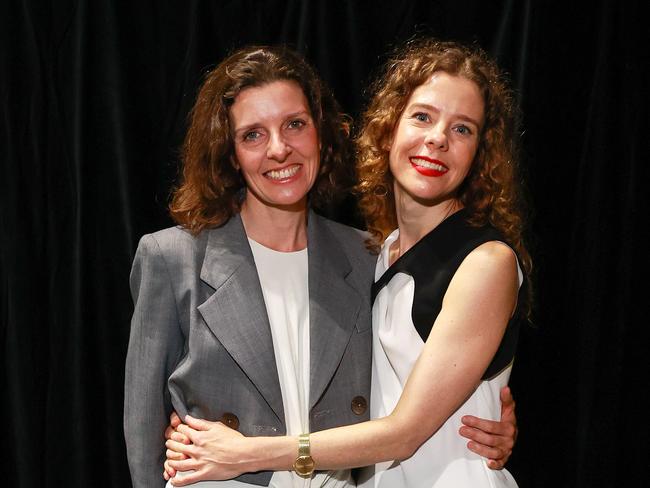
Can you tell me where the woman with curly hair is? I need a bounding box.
[125,44,515,488]
[353,38,531,487]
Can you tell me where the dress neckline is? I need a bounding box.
[385,208,468,272]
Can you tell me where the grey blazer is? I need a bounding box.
[124,211,374,487]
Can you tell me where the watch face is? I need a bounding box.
[294,455,315,476]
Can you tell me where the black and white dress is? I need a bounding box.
[360,210,522,488]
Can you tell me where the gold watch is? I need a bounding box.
[292,433,315,478]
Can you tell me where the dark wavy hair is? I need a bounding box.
[356,39,532,285]
[169,45,353,234]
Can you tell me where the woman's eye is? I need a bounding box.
[243,131,261,141]
[413,112,430,122]
[454,125,472,135]
[287,119,306,129]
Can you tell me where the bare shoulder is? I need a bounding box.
[449,241,519,300]
[460,241,517,275]
[441,241,519,324]
[467,241,517,266]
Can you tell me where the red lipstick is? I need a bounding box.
[409,157,449,177]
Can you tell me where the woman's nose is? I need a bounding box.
[266,132,291,160]
[425,125,448,150]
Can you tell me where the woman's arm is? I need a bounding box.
[166,241,518,483]
[125,234,184,488]
[163,388,517,480]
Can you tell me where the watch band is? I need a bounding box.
[297,433,310,457]
[293,433,315,478]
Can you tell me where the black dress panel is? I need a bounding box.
[371,209,524,380]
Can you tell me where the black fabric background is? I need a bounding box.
[2,1,648,486]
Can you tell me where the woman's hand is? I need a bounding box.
[163,411,190,481]
[164,415,249,486]
[459,386,518,469]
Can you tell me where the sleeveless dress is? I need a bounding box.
[359,209,523,488]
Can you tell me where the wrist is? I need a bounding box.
[242,435,297,473]
[292,433,315,478]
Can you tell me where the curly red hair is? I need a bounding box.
[169,46,353,234]
[356,39,532,282]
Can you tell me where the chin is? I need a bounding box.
[267,195,310,210]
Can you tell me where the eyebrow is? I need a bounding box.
[407,103,482,128]
[232,110,312,136]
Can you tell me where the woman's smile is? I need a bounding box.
[409,156,449,176]
[264,163,302,181]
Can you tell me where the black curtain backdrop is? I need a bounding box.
[2,1,648,486]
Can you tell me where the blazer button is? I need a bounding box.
[351,396,367,415]
[220,412,240,431]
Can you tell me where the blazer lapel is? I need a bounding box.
[308,212,362,410]
[197,214,284,424]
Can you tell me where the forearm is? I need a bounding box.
[124,362,170,487]
[126,234,184,486]
[236,341,499,472]
[125,436,167,488]
[125,340,175,487]
[243,414,421,473]
[313,414,417,469]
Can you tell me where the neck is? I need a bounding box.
[240,196,309,252]
[392,189,462,260]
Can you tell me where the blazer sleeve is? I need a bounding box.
[124,234,184,488]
